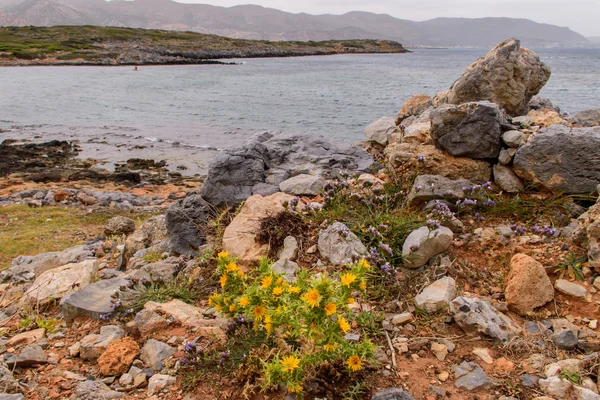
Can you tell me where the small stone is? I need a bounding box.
[132,310,168,337]
[590,320,598,329]
[104,216,136,237]
[119,373,133,386]
[452,361,493,391]
[133,373,148,388]
[402,226,454,269]
[414,277,456,313]
[147,374,176,394]
[140,339,175,371]
[494,357,515,374]
[450,296,520,342]
[7,328,46,347]
[80,326,125,361]
[437,371,449,382]
[502,130,525,148]
[371,388,415,400]
[505,253,554,315]
[539,376,572,398]
[430,343,448,361]
[555,279,589,299]
[552,330,579,350]
[5,344,47,368]
[391,313,413,326]
[68,342,81,357]
[72,380,124,399]
[472,348,493,364]
[279,174,324,196]
[520,374,539,388]
[97,337,141,376]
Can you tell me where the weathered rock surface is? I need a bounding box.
[97,337,140,376]
[493,164,524,193]
[5,344,47,368]
[528,96,560,113]
[147,374,176,394]
[434,38,551,116]
[126,260,179,282]
[452,361,494,391]
[317,222,367,265]
[406,175,474,206]
[396,94,432,125]
[414,276,456,313]
[131,309,168,338]
[124,216,168,260]
[201,132,372,206]
[430,101,511,159]
[450,296,520,341]
[384,143,491,184]
[402,226,453,269]
[371,388,415,400]
[502,130,526,148]
[2,242,98,283]
[60,277,130,323]
[513,125,600,194]
[72,380,124,400]
[140,339,175,371]
[552,330,579,350]
[0,360,22,393]
[573,201,600,271]
[22,260,98,304]
[279,174,324,196]
[574,109,600,127]
[505,254,554,315]
[222,192,296,260]
[80,326,125,361]
[144,299,227,330]
[364,116,397,145]
[104,216,136,237]
[555,279,589,299]
[165,193,211,255]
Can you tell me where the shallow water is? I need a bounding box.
[1,48,599,175]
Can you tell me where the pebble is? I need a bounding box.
[472,348,493,364]
[391,313,413,326]
[430,343,448,361]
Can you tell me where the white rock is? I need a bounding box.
[555,279,589,299]
[391,313,413,326]
[364,116,396,145]
[147,373,176,394]
[414,276,456,313]
[279,174,324,196]
[539,376,572,399]
[430,342,448,361]
[472,348,493,364]
[402,226,454,268]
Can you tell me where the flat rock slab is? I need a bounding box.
[140,339,175,371]
[450,296,520,342]
[371,388,415,400]
[279,174,324,196]
[5,344,47,368]
[414,276,456,313]
[453,361,494,391]
[60,277,130,323]
[514,125,600,194]
[555,279,589,299]
[407,174,474,206]
[144,299,227,329]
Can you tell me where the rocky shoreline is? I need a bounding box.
[0,37,600,400]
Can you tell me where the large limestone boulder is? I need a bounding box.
[513,125,600,194]
[396,94,432,125]
[201,132,372,207]
[222,192,296,260]
[384,143,491,184]
[317,222,367,265]
[364,116,397,145]
[165,193,212,255]
[21,260,98,305]
[505,254,554,315]
[430,101,511,159]
[435,38,551,116]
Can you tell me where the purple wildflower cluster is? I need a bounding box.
[336,225,352,239]
[520,225,561,237]
[510,224,527,235]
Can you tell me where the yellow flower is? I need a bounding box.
[265,315,273,334]
[347,297,355,304]
[323,342,337,352]
[273,286,284,296]
[276,277,284,285]
[303,288,320,308]
[338,316,350,333]
[287,382,302,393]
[215,304,222,312]
[324,303,337,316]
[288,286,301,294]
[359,280,367,291]
[358,258,371,269]
[225,262,239,273]
[261,276,273,289]
[219,274,228,288]
[281,355,300,373]
[239,297,249,307]
[217,251,229,259]
[346,355,362,371]
[253,305,266,320]
[229,304,236,312]
[237,269,244,278]
[340,273,357,287]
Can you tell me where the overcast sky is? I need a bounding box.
[175,0,600,36]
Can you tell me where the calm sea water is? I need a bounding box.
[1,48,599,175]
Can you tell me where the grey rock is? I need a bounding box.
[498,148,515,164]
[371,388,415,400]
[200,132,372,207]
[493,164,524,193]
[513,125,600,194]
[104,216,136,237]
[574,109,600,127]
[252,183,279,196]
[528,96,560,113]
[132,310,168,338]
[279,236,298,261]
[521,374,539,388]
[165,194,211,255]
[147,374,176,394]
[414,276,456,313]
[402,226,453,269]
[0,360,20,393]
[60,277,130,323]
[5,344,47,368]
[72,380,124,400]
[279,174,324,196]
[80,326,125,361]
[555,279,589,299]
[512,116,533,128]
[0,395,24,400]
[317,222,367,265]
[450,296,520,342]
[124,216,168,260]
[436,38,551,116]
[552,330,579,350]
[502,130,526,148]
[2,242,98,283]
[407,174,474,206]
[452,361,494,391]
[140,339,175,371]
[271,259,299,283]
[364,116,397,145]
[430,101,511,159]
[127,261,179,282]
[265,169,290,185]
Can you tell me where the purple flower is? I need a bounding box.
[426,219,441,230]
[368,247,383,263]
[474,213,485,222]
[430,203,453,220]
[409,244,420,252]
[482,200,496,207]
[415,185,422,192]
[417,155,425,162]
[462,185,474,192]
[531,225,542,234]
[185,342,196,352]
[379,243,393,256]
[542,226,558,237]
[510,224,526,236]
[380,263,392,274]
[482,181,493,190]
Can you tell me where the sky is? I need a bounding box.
[175,0,600,36]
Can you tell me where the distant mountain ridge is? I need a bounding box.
[0,0,591,48]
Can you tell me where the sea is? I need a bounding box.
[1,48,599,176]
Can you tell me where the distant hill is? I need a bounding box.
[0,0,591,48]
[588,37,600,44]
